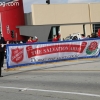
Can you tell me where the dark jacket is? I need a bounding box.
[0,37,6,52]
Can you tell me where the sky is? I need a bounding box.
[23,0,100,13]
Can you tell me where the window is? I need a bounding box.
[93,24,100,33]
[48,26,60,41]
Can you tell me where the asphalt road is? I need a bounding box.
[0,58,100,100]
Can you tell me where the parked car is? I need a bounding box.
[64,32,82,41]
[64,36,73,40]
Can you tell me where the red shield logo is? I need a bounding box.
[11,47,24,63]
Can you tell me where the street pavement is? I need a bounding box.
[0,58,100,100]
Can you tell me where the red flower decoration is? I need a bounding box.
[88,41,98,51]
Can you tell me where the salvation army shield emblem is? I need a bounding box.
[11,47,24,63]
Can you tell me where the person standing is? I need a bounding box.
[98,29,100,38]
[27,37,33,43]
[86,35,90,38]
[58,31,61,41]
[27,36,38,44]
[31,36,38,43]
[0,32,6,77]
[81,34,86,39]
[52,35,58,42]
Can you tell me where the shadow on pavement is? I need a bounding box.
[3,59,100,77]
